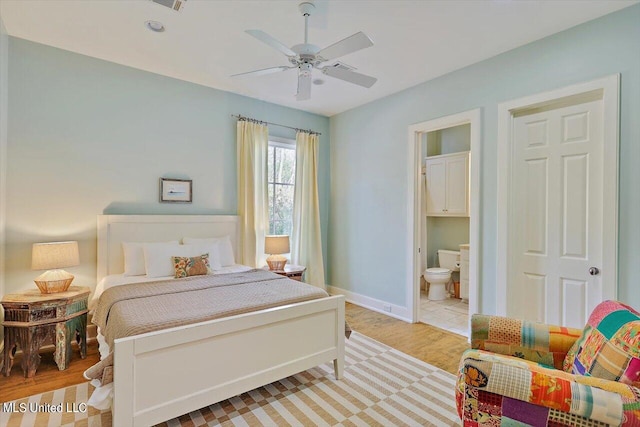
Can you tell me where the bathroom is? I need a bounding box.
[420,124,470,336]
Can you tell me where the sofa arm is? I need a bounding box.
[458,349,639,426]
[471,314,582,369]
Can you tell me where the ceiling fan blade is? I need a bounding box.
[317,31,373,61]
[322,66,377,88]
[245,30,296,57]
[231,66,292,78]
[297,73,312,101]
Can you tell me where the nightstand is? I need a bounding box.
[264,264,306,282]
[2,286,90,378]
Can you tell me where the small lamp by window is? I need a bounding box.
[265,235,290,271]
[31,241,80,294]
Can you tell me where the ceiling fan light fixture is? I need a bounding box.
[299,63,313,77]
[234,1,376,100]
[145,20,165,33]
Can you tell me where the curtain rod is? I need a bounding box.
[231,114,321,136]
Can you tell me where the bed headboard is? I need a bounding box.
[97,215,240,283]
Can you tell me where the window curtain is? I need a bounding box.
[237,119,269,268]
[291,131,325,288]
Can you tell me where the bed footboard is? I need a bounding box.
[112,295,345,427]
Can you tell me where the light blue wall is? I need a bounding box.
[426,217,469,269]
[329,5,640,313]
[425,124,471,156]
[4,38,330,295]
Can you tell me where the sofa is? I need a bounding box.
[456,301,640,426]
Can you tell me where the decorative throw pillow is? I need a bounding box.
[173,253,213,278]
[563,300,640,386]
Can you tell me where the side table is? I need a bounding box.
[2,286,90,378]
[264,264,306,282]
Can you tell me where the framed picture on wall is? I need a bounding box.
[160,178,192,203]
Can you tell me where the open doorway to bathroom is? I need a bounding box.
[419,125,470,336]
[407,109,480,338]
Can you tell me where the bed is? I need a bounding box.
[92,214,345,427]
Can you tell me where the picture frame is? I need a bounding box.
[160,178,192,203]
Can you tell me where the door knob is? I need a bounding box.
[589,267,600,276]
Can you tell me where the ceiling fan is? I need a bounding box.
[232,1,377,101]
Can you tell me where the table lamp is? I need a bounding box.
[265,235,289,271]
[31,241,80,293]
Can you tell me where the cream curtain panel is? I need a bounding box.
[291,132,325,288]
[237,120,269,268]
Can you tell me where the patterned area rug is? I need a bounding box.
[0,333,459,427]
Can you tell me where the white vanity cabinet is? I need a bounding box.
[425,151,470,216]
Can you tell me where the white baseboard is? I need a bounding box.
[327,285,413,322]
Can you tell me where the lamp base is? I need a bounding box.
[266,254,287,271]
[34,269,74,294]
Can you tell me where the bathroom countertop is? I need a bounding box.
[459,243,469,250]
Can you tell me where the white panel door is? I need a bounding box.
[509,99,604,328]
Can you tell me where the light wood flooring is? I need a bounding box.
[0,302,469,403]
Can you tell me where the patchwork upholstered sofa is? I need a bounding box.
[456,301,640,426]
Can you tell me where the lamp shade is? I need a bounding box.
[264,235,290,255]
[32,241,80,270]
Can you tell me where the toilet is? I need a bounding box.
[424,250,460,301]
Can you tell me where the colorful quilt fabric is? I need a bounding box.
[456,349,640,426]
[458,311,640,426]
[563,301,640,387]
[471,314,582,370]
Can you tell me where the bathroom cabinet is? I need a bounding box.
[425,151,470,216]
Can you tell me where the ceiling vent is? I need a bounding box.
[149,0,186,12]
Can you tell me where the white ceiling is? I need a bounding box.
[1,0,636,116]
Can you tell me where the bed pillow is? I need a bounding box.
[180,242,222,270]
[144,244,203,278]
[122,241,179,276]
[563,300,640,385]
[173,254,213,278]
[183,236,235,266]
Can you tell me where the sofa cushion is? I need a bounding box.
[563,300,640,386]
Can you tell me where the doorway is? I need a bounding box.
[407,109,481,335]
[496,75,619,327]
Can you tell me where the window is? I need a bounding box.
[267,139,296,235]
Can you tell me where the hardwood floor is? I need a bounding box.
[0,302,469,403]
[345,302,469,374]
[0,341,100,403]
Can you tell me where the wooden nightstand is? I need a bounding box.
[2,286,90,378]
[264,264,306,282]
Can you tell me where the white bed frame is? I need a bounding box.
[97,215,345,427]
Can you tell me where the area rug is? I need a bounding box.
[0,332,459,427]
